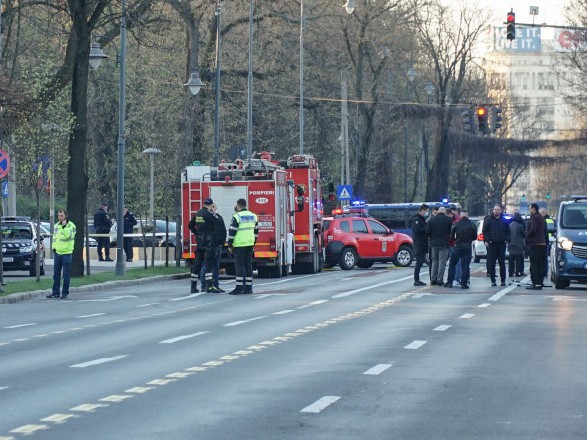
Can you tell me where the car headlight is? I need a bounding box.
[20,245,35,253]
[557,236,573,251]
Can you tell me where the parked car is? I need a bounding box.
[44,221,97,247]
[1,217,45,276]
[322,213,413,270]
[110,220,177,248]
[550,195,587,289]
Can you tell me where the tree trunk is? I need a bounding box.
[67,1,91,276]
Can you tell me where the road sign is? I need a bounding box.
[2,180,8,198]
[0,149,10,179]
[337,185,352,200]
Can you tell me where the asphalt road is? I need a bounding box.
[1,262,587,439]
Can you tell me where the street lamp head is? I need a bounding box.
[142,148,162,155]
[342,0,355,14]
[407,67,416,83]
[425,83,435,96]
[89,42,109,70]
[184,71,205,96]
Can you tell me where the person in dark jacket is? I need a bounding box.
[410,204,429,286]
[200,203,227,292]
[94,203,113,261]
[482,205,510,286]
[426,206,453,286]
[122,206,137,262]
[526,203,547,290]
[445,211,477,289]
[188,197,222,293]
[508,211,526,278]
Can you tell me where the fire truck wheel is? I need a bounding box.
[393,245,413,267]
[339,247,357,270]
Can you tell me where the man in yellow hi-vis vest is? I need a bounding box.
[47,209,76,300]
[227,198,258,295]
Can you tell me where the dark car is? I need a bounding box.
[550,195,587,289]
[110,220,177,248]
[323,213,413,270]
[1,217,46,276]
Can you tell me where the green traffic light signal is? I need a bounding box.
[546,192,551,199]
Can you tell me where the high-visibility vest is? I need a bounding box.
[53,221,76,255]
[232,210,257,247]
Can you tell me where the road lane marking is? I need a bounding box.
[159,331,209,344]
[404,340,427,349]
[254,294,287,299]
[297,300,329,309]
[224,316,268,327]
[433,325,452,332]
[79,295,138,302]
[137,303,159,307]
[332,275,413,298]
[488,284,518,301]
[77,313,106,319]
[70,403,108,412]
[70,355,128,368]
[170,293,205,301]
[0,386,8,391]
[10,425,48,435]
[459,313,475,319]
[300,396,341,413]
[273,310,295,315]
[40,414,75,423]
[412,292,435,298]
[478,303,492,308]
[99,395,133,403]
[363,364,392,375]
[4,323,37,329]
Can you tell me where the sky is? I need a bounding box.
[490,0,570,29]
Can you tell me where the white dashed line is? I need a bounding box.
[404,340,427,350]
[300,396,341,413]
[478,303,492,308]
[224,316,268,327]
[332,276,413,298]
[459,313,475,319]
[433,325,452,332]
[4,323,37,329]
[0,386,9,391]
[159,331,209,344]
[488,283,518,301]
[70,355,128,368]
[137,303,159,307]
[170,293,205,301]
[77,313,106,319]
[363,364,392,375]
[273,310,295,315]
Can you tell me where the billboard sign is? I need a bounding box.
[553,29,587,52]
[494,26,541,52]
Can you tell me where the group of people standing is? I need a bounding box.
[411,202,551,291]
[188,197,258,295]
[93,203,137,263]
[412,204,477,290]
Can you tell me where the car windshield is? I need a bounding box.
[562,206,587,229]
[1,224,33,239]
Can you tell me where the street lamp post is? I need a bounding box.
[185,1,222,168]
[403,67,416,202]
[299,0,355,155]
[247,0,253,159]
[89,0,127,275]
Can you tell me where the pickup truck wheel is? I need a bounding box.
[393,245,413,267]
[339,247,357,270]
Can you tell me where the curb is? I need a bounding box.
[0,273,191,304]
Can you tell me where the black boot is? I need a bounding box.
[229,286,244,295]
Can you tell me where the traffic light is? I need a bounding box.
[462,108,472,132]
[492,107,503,131]
[477,106,488,134]
[546,192,551,199]
[328,182,335,201]
[506,11,516,40]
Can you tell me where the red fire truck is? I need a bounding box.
[181,153,324,278]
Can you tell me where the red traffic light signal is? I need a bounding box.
[506,11,516,40]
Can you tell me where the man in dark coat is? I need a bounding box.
[94,203,113,261]
[122,206,137,262]
[526,203,547,290]
[445,211,477,289]
[482,205,510,286]
[200,203,227,292]
[426,206,453,286]
[410,204,429,286]
[508,211,526,278]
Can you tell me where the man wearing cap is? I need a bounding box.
[188,197,222,293]
[94,203,113,261]
[227,198,259,295]
[122,206,137,262]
